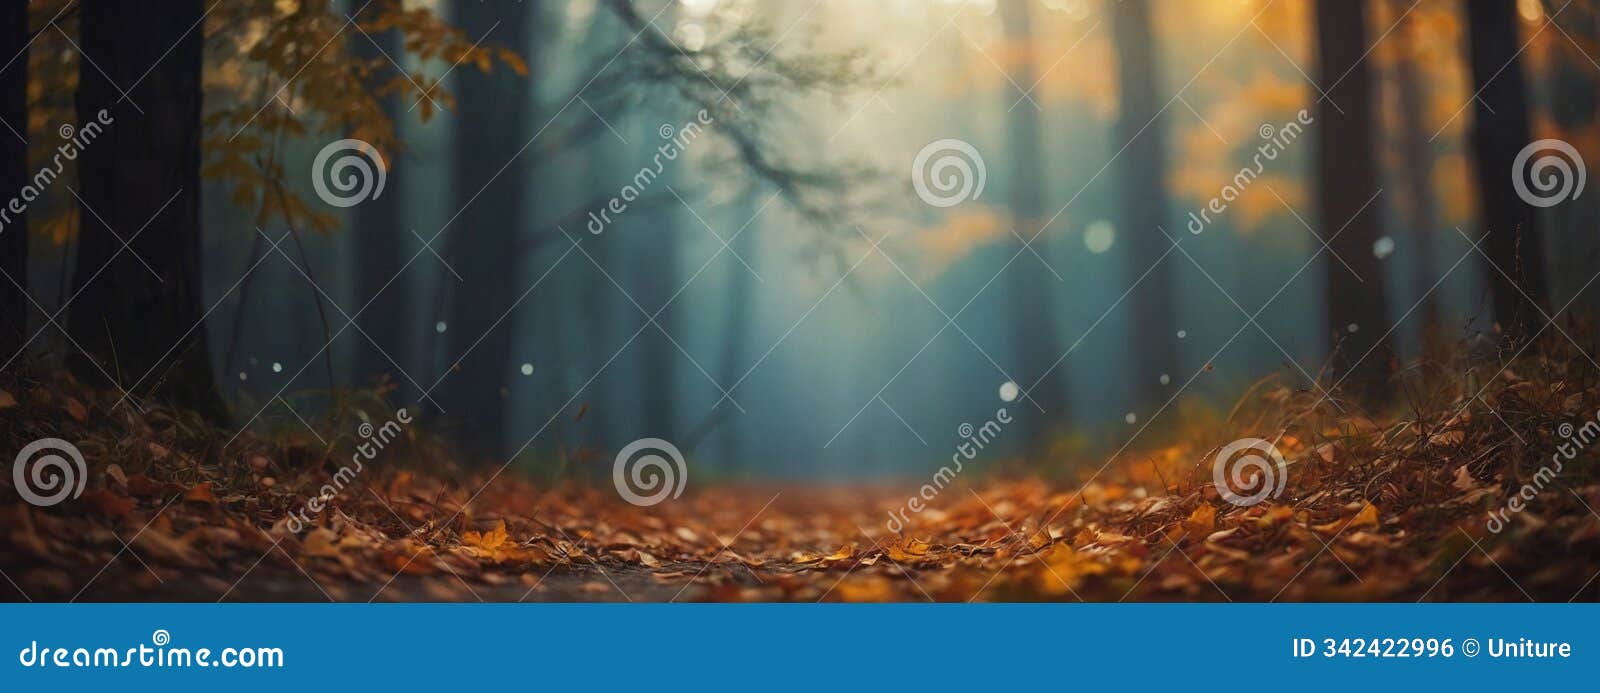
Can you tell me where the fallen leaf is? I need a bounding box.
[1184,503,1217,536]
[64,398,87,422]
[183,482,217,504]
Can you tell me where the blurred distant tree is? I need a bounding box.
[1110,0,1179,411]
[350,3,409,394]
[0,0,26,358]
[715,190,762,470]
[205,0,526,395]
[1313,0,1389,390]
[68,0,225,418]
[437,0,535,454]
[1465,0,1548,334]
[1001,0,1069,437]
[1390,5,1440,332]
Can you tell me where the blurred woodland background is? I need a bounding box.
[2,0,1598,480]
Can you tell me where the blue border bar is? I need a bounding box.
[3,604,1595,690]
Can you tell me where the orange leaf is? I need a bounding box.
[82,489,135,519]
[183,482,217,504]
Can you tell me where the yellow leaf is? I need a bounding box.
[302,528,341,557]
[462,519,508,551]
[1185,504,1217,536]
[1350,502,1380,529]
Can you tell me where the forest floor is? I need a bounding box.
[4,327,1600,602]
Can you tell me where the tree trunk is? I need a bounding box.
[1392,8,1440,335]
[1110,0,1179,411]
[69,0,223,419]
[0,0,27,357]
[1001,0,1068,440]
[1465,0,1548,334]
[440,0,531,454]
[351,7,407,393]
[717,192,760,471]
[1313,0,1389,392]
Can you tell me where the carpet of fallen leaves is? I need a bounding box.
[3,328,1600,602]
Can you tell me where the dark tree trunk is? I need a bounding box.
[1110,0,1179,410]
[69,0,223,419]
[1001,0,1068,439]
[351,8,407,393]
[440,0,531,454]
[0,0,27,357]
[1465,0,1549,334]
[1393,9,1440,334]
[1314,0,1389,391]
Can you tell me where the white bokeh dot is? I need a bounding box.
[271,362,282,373]
[520,363,534,376]
[999,381,1019,402]
[1124,412,1137,424]
[1083,220,1116,254]
[1373,236,1395,259]
[435,321,447,334]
